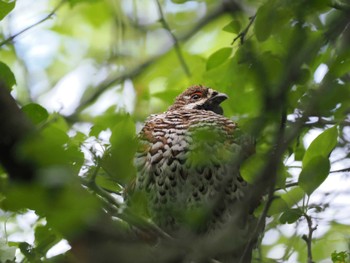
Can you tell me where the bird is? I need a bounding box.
[133,85,257,262]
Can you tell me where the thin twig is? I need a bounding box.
[0,0,66,48]
[232,14,256,45]
[81,175,172,240]
[274,182,299,191]
[330,167,350,173]
[155,0,191,77]
[302,213,317,263]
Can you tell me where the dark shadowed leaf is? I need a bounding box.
[22,103,49,125]
[279,208,303,224]
[0,62,16,90]
[34,225,60,256]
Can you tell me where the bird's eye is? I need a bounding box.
[190,92,202,100]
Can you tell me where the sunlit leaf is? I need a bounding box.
[0,0,15,21]
[68,0,99,7]
[240,153,265,183]
[268,187,305,215]
[299,156,330,196]
[222,20,241,34]
[302,126,338,167]
[206,47,232,70]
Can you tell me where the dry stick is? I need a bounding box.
[155,0,191,77]
[0,0,66,48]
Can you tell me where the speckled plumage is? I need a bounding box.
[134,85,254,234]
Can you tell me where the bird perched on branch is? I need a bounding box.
[133,85,257,262]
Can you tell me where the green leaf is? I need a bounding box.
[170,0,190,3]
[0,0,15,21]
[0,61,16,90]
[302,126,338,167]
[22,103,49,125]
[240,153,265,183]
[206,47,232,71]
[268,187,305,215]
[294,141,306,161]
[222,20,241,34]
[95,174,122,193]
[34,225,60,256]
[19,126,70,167]
[101,114,137,185]
[331,250,349,263]
[254,2,291,42]
[0,240,16,262]
[299,156,330,196]
[254,3,272,42]
[18,242,37,261]
[279,208,303,224]
[67,0,99,7]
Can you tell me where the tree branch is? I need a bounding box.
[155,0,191,77]
[302,213,317,263]
[0,0,66,48]
[81,173,172,241]
[330,167,350,173]
[232,14,256,45]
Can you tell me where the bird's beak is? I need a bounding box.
[210,92,228,105]
[202,91,228,115]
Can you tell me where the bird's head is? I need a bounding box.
[168,85,228,115]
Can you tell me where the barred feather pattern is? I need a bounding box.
[134,107,249,233]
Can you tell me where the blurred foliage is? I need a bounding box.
[0,0,350,262]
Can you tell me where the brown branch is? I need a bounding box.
[302,213,317,263]
[232,14,256,45]
[81,175,172,241]
[155,0,191,77]
[0,0,66,48]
